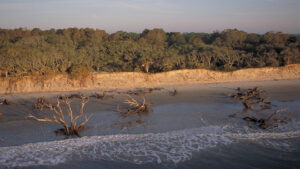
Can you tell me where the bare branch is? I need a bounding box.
[28,96,92,137]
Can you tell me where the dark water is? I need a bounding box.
[0,97,300,168]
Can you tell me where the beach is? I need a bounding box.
[0,79,300,168]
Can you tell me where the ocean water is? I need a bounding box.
[0,98,299,169]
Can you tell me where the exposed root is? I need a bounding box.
[28,96,93,137]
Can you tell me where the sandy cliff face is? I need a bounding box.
[0,64,299,94]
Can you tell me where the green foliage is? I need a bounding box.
[0,27,299,78]
[67,65,91,78]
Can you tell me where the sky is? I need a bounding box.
[0,0,299,34]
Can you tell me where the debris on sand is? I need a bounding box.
[67,93,84,99]
[91,91,107,100]
[33,97,49,110]
[239,108,293,129]
[170,89,178,96]
[0,96,11,105]
[127,88,155,96]
[229,87,293,129]
[229,87,272,110]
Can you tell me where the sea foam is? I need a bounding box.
[0,125,299,168]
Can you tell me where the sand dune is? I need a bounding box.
[0,64,299,94]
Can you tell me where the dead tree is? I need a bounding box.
[141,61,153,73]
[28,96,93,137]
[114,95,150,130]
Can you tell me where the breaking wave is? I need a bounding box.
[0,125,299,168]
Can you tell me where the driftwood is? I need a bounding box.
[113,95,150,130]
[33,97,49,110]
[91,91,107,100]
[229,87,271,110]
[127,88,154,96]
[68,93,84,99]
[0,96,11,105]
[229,87,293,129]
[240,108,293,129]
[170,89,178,96]
[28,96,93,137]
[118,95,150,117]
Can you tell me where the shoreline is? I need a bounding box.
[1,78,300,145]
[0,64,299,94]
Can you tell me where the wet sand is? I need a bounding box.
[0,79,300,168]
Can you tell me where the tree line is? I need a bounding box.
[0,27,299,78]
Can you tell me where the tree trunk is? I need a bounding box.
[145,63,149,73]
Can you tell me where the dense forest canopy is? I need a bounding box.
[0,28,299,78]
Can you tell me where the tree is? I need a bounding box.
[140,28,167,46]
[28,96,93,137]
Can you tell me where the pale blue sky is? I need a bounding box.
[0,0,299,33]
